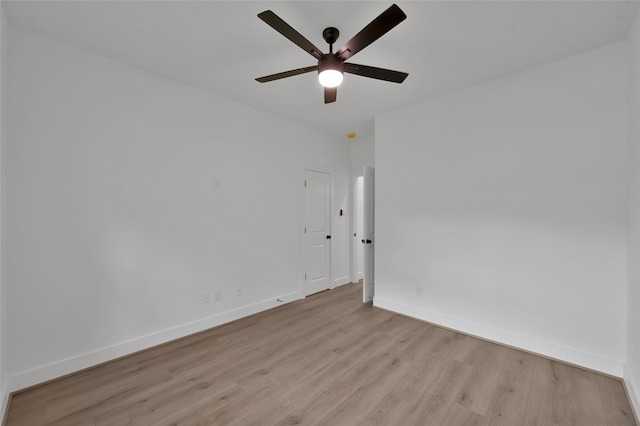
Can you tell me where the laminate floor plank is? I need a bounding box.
[387,326,465,407]
[524,357,608,426]
[190,325,386,426]
[454,336,510,416]
[5,282,637,426]
[438,402,483,426]
[597,374,637,425]
[358,393,403,425]
[409,358,476,425]
[94,414,132,426]
[44,366,174,423]
[237,320,399,425]
[261,330,406,425]
[129,382,242,426]
[314,324,437,425]
[479,348,536,426]
[3,405,45,425]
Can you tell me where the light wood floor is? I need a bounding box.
[4,282,637,426]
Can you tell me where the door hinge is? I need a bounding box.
[304,227,307,234]
[304,180,307,187]
[305,274,307,280]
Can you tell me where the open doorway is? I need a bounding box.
[352,167,374,302]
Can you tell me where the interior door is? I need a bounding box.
[363,166,375,302]
[305,170,331,296]
[355,176,364,281]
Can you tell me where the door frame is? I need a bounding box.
[300,165,334,297]
[350,171,364,284]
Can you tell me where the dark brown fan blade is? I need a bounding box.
[324,87,337,104]
[258,10,324,60]
[344,63,408,83]
[335,4,406,61]
[256,65,318,83]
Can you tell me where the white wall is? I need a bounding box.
[5,25,350,391]
[350,135,375,174]
[375,42,628,376]
[626,6,640,417]
[0,1,7,416]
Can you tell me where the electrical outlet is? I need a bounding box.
[202,292,211,304]
[236,287,243,297]
[213,291,222,302]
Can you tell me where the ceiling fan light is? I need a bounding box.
[318,69,343,88]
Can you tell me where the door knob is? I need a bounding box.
[326,235,331,239]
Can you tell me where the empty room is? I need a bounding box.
[0,0,639,424]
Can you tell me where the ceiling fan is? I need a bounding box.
[255,4,409,104]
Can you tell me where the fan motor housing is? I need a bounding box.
[318,54,344,75]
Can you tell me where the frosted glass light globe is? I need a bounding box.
[318,70,343,88]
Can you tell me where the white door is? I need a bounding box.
[363,166,375,302]
[305,170,331,296]
[355,176,364,281]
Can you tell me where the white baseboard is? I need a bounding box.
[624,364,640,423]
[333,275,352,288]
[8,290,304,393]
[374,297,624,377]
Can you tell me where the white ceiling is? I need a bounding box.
[3,0,638,140]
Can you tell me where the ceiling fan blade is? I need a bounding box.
[256,65,318,83]
[258,10,324,60]
[335,4,406,61]
[324,87,337,104]
[344,63,408,83]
